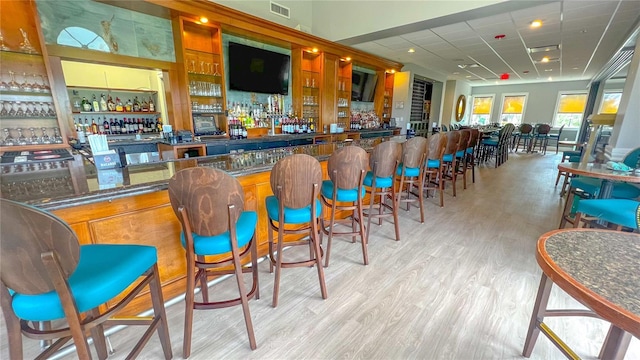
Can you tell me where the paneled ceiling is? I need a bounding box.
[341,0,640,86]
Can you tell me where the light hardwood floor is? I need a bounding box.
[2,151,639,359]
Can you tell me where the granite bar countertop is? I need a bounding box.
[544,230,640,318]
[0,138,385,211]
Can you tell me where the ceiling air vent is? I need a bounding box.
[270,1,290,19]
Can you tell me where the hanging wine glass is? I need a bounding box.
[0,101,7,116]
[16,128,27,145]
[205,62,212,75]
[0,73,8,91]
[0,30,10,51]
[213,63,221,76]
[15,101,25,117]
[200,61,205,74]
[8,71,19,91]
[20,72,32,92]
[41,127,51,144]
[29,127,39,144]
[19,28,36,54]
[189,59,196,73]
[53,127,63,143]
[38,102,47,117]
[3,128,14,146]
[47,102,56,116]
[32,73,43,93]
[25,102,34,117]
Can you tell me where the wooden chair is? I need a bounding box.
[364,141,403,241]
[266,154,326,307]
[532,124,551,154]
[454,129,471,191]
[396,136,429,223]
[168,167,259,356]
[320,146,369,267]
[442,130,462,197]
[423,133,448,207]
[0,198,172,360]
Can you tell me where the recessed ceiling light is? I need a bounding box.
[199,17,209,24]
[531,20,542,28]
[544,69,553,72]
[345,57,351,61]
[312,48,319,53]
[408,48,415,53]
[541,56,550,63]
[453,72,460,75]
[466,75,472,78]
[572,67,579,70]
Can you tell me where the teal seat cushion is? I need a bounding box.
[571,177,640,199]
[443,154,453,162]
[563,150,581,157]
[568,155,581,163]
[520,134,532,139]
[577,199,640,230]
[455,150,465,158]
[426,159,440,168]
[266,195,322,224]
[482,139,498,146]
[180,211,257,256]
[364,171,393,189]
[466,147,474,154]
[396,164,420,177]
[12,244,157,322]
[321,180,365,202]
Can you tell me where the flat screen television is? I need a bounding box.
[228,42,290,95]
[351,70,378,102]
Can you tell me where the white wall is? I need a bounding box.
[470,80,590,125]
[442,80,471,126]
[211,0,313,32]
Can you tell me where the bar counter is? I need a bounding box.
[0,137,388,315]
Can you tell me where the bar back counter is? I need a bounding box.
[0,136,391,315]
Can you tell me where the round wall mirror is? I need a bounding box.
[455,95,466,122]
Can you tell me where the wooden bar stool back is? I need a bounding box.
[515,123,533,152]
[168,167,259,356]
[0,199,172,360]
[466,128,480,184]
[424,133,448,207]
[364,141,403,241]
[320,146,369,267]
[442,130,462,197]
[266,154,326,307]
[454,129,471,191]
[396,136,429,223]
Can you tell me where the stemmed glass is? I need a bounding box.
[39,75,50,93]
[3,128,14,146]
[47,102,56,116]
[213,63,221,76]
[189,60,196,73]
[15,101,25,117]
[29,127,39,144]
[199,61,205,74]
[37,102,47,117]
[20,72,32,92]
[16,128,27,145]
[0,101,7,116]
[25,102,34,117]
[19,28,36,54]
[41,127,51,144]
[53,127,63,143]
[8,71,19,91]
[32,74,43,93]
[0,30,10,51]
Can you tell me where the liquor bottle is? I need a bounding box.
[125,99,133,112]
[100,94,108,112]
[141,98,149,112]
[107,96,116,111]
[99,118,107,134]
[81,97,92,112]
[92,95,100,112]
[110,118,117,134]
[115,98,124,112]
[242,124,248,139]
[149,98,155,112]
[122,118,129,133]
[137,118,144,132]
[83,117,91,135]
[91,118,99,134]
[133,97,141,112]
[156,118,163,133]
[119,119,125,134]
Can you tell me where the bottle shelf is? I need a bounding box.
[187,72,222,78]
[72,111,160,115]
[0,90,52,97]
[0,116,57,120]
[189,94,222,99]
[0,49,42,57]
[67,86,157,94]
[192,112,224,116]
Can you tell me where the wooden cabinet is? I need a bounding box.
[0,0,68,152]
[180,19,227,136]
[293,48,323,130]
[382,72,394,122]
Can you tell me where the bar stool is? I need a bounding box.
[514,123,533,152]
[0,198,172,360]
[424,133,448,207]
[266,154,326,307]
[396,136,429,223]
[532,124,551,154]
[465,128,480,184]
[320,146,369,267]
[442,130,461,197]
[364,141,402,241]
[454,129,471,191]
[168,167,259,356]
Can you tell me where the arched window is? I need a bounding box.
[56,27,109,52]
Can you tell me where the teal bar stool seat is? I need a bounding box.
[0,199,172,360]
[169,167,259,356]
[574,199,640,230]
[364,141,402,241]
[320,146,369,267]
[266,154,326,307]
[396,136,428,223]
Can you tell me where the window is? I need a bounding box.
[500,94,527,125]
[469,95,494,125]
[56,27,109,52]
[554,92,587,128]
[599,91,622,114]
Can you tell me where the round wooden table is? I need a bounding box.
[523,229,640,359]
[557,162,640,198]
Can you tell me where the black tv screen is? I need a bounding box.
[228,42,290,95]
[351,70,378,102]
